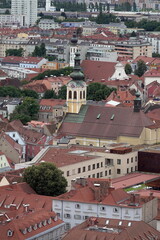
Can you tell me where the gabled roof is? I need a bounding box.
[81,60,116,82]
[59,105,153,139]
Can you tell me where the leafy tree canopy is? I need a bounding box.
[87,82,116,101]
[0,86,38,99]
[0,86,21,97]
[43,89,57,99]
[58,85,66,99]
[152,52,160,58]
[23,162,67,196]
[6,48,24,57]
[54,1,87,12]
[134,60,147,77]
[32,43,46,57]
[125,19,160,32]
[10,97,39,124]
[125,63,132,74]
[32,67,73,80]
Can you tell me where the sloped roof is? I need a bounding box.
[59,105,153,139]
[81,60,116,82]
[63,217,160,240]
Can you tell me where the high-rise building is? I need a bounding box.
[11,0,37,26]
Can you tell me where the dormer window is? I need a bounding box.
[28,226,32,232]
[7,230,13,237]
[22,228,27,234]
[43,220,47,226]
[38,222,42,228]
[47,218,52,224]
[33,224,37,230]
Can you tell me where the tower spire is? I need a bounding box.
[70,52,84,81]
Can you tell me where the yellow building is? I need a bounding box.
[42,61,68,71]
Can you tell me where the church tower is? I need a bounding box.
[67,52,87,114]
[69,32,78,67]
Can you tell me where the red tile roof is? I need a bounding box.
[35,145,105,168]
[54,177,154,207]
[111,172,160,189]
[81,60,116,82]
[39,99,66,112]
[107,90,135,107]
[2,56,44,64]
[63,217,160,240]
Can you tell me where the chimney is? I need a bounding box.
[134,92,141,112]
[149,192,153,200]
[94,184,101,202]
[130,193,136,205]
[135,194,140,205]
[23,204,30,212]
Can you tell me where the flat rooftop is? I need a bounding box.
[112,172,160,189]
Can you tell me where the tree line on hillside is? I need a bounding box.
[125,19,160,31]
[54,1,87,12]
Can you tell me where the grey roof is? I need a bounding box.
[59,105,153,140]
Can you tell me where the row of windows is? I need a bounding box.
[66,162,104,176]
[68,90,85,100]
[62,208,139,219]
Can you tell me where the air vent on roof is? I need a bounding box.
[94,183,100,187]
[106,220,109,225]
[128,222,131,227]
[110,114,114,120]
[118,221,122,226]
[97,114,101,119]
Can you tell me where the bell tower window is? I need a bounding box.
[74,91,77,99]
[80,91,82,99]
[69,91,72,99]
[83,90,85,99]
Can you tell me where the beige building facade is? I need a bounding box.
[15,146,138,190]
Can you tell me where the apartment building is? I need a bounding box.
[11,0,37,26]
[52,178,157,229]
[15,145,138,189]
[0,38,40,57]
[115,39,152,59]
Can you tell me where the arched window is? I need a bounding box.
[80,91,82,99]
[83,90,85,99]
[69,91,72,99]
[74,91,77,99]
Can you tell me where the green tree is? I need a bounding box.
[134,60,147,77]
[10,97,39,124]
[43,89,57,99]
[133,2,137,11]
[21,89,39,99]
[32,67,73,80]
[87,82,115,101]
[152,52,160,58]
[23,162,67,196]
[0,86,21,97]
[6,48,24,57]
[32,43,46,57]
[5,9,10,14]
[130,31,137,37]
[40,43,46,57]
[125,63,132,74]
[58,85,66,99]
